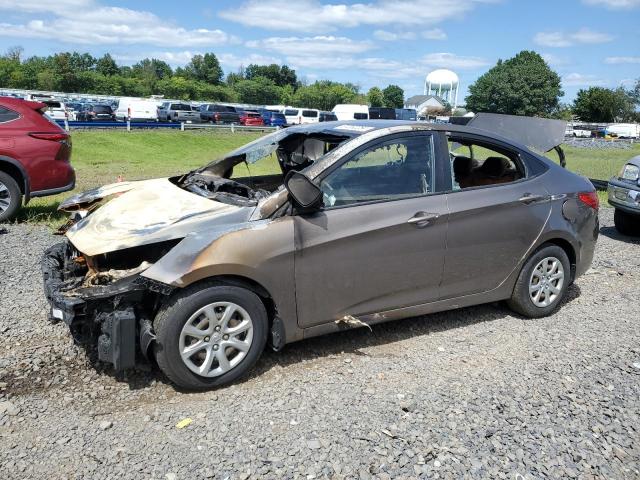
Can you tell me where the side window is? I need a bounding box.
[448,136,524,190]
[321,135,434,208]
[0,106,20,123]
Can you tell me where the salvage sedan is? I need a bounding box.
[42,117,599,390]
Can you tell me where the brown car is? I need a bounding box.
[42,116,598,390]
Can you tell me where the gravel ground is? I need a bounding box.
[0,208,639,479]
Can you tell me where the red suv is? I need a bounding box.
[239,110,264,126]
[0,97,75,221]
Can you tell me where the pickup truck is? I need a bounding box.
[200,104,241,124]
[157,102,200,123]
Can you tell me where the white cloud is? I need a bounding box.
[582,0,640,8]
[422,28,447,40]
[605,56,640,64]
[246,36,375,56]
[534,28,613,47]
[373,30,416,41]
[542,52,569,66]
[562,73,606,87]
[421,53,489,69]
[220,0,497,32]
[0,0,235,47]
[218,53,283,70]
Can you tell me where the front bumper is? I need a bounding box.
[42,242,169,370]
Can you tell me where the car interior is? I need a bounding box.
[449,137,523,190]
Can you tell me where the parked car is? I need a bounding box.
[395,108,417,121]
[199,104,241,124]
[260,109,287,127]
[300,109,320,124]
[114,99,159,122]
[605,123,640,139]
[239,110,264,126]
[157,102,201,123]
[565,125,592,138]
[76,104,115,122]
[332,104,369,120]
[319,111,338,122]
[0,97,75,221]
[607,155,640,235]
[42,100,70,121]
[368,107,396,120]
[283,107,302,125]
[43,116,598,390]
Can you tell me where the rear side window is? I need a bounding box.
[353,112,368,120]
[285,109,299,116]
[0,106,20,123]
[448,136,525,191]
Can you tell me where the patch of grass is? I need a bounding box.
[19,130,263,228]
[556,143,640,181]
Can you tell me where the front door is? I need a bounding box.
[294,133,448,328]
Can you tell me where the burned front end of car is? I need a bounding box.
[42,240,176,370]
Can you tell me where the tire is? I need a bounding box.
[506,244,570,318]
[614,208,640,236]
[0,171,22,222]
[153,283,268,390]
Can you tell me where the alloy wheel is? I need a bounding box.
[178,302,254,378]
[529,256,565,308]
[0,181,11,215]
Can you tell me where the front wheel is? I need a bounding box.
[0,171,22,222]
[153,284,268,390]
[614,208,640,236]
[507,244,570,318]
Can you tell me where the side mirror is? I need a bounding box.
[284,171,323,212]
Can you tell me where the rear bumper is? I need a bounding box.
[41,242,169,370]
[30,174,75,198]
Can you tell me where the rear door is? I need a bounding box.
[442,133,551,298]
[294,131,449,328]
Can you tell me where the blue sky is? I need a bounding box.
[0,0,638,102]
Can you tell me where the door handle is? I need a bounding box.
[407,211,439,227]
[518,193,549,204]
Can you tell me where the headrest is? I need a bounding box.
[453,156,474,177]
[479,157,510,178]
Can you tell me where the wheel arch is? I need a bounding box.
[0,156,30,200]
[536,237,577,282]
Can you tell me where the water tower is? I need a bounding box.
[424,69,459,109]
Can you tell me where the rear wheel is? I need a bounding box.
[613,208,640,236]
[0,171,22,222]
[154,283,268,390]
[507,244,570,318]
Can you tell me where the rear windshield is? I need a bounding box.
[273,113,286,120]
[321,113,337,121]
[45,102,62,109]
[225,106,238,112]
[93,105,112,114]
[302,110,318,117]
[246,112,261,118]
[171,104,191,111]
[284,109,299,116]
[353,112,368,119]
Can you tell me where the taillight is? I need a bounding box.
[578,191,599,210]
[29,132,69,142]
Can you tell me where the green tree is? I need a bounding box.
[382,85,404,108]
[244,64,297,88]
[466,51,563,117]
[572,87,635,123]
[367,87,384,107]
[96,54,119,76]
[132,58,172,80]
[184,53,223,85]
[234,77,282,104]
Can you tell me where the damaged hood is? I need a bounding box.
[65,178,253,256]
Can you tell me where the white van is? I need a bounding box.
[283,107,302,125]
[114,98,159,122]
[606,123,640,139]
[332,104,369,121]
[299,108,320,124]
